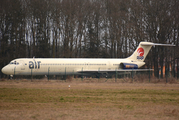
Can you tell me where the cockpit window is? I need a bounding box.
[9,61,19,65]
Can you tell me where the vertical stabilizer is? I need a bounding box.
[127,42,175,62]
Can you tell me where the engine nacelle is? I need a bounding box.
[119,63,138,69]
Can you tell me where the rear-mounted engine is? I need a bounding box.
[119,63,138,69]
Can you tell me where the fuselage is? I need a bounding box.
[1,42,175,76]
[1,58,145,75]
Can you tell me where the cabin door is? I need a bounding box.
[19,60,25,70]
[108,61,112,70]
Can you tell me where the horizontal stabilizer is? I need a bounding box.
[141,42,175,46]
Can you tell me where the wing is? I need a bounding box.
[76,69,153,75]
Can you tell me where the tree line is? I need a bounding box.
[0,0,179,78]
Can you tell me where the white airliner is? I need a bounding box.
[1,42,175,76]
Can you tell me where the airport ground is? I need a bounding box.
[0,77,179,120]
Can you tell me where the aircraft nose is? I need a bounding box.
[1,66,12,75]
[2,66,7,74]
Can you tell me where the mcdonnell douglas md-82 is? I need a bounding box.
[1,42,175,76]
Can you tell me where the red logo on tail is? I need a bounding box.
[137,47,144,57]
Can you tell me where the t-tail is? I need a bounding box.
[127,42,175,62]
